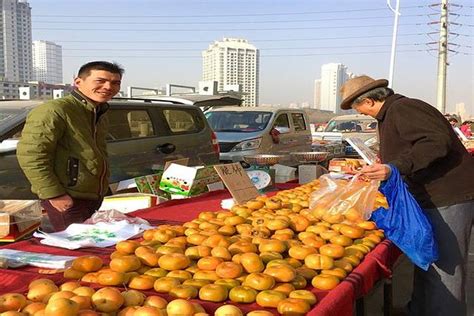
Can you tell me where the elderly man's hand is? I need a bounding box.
[360,163,391,181]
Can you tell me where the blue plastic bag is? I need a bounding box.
[370,165,439,271]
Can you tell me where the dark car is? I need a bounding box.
[0,97,221,199]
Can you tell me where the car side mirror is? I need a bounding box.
[0,139,19,155]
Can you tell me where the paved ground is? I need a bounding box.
[364,229,473,315]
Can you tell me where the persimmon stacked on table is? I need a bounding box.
[0,179,388,316]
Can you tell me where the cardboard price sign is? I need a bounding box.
[214,163,259,204]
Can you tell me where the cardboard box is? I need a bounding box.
[0,200,42,242]
[159,164,220,196]
[114,171,170,200]
[99,193,166,214]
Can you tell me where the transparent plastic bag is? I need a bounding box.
[309,174,379,221]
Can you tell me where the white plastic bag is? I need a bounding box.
[309,174,379,221]
[33,220,152,249]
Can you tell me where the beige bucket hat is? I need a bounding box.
[340,75,389,110]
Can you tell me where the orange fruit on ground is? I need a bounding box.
[70,295,92,310]
[44,298,79,316]
[28,279,55,289]
[59,281,81,292]
[72,286,95,298]
[263,264,297,283]
[27,283,59,302]
[153,277,181,293]
[215,261,243,279]
[277,297,311,316]
[166,299,195,316]
[247,311,274,316]
[340,225,365,239]
[255,290,287,308]
[215,304,243,316]
[116,240,140,254]
[91,287,124,313]
[71,256,104,272]
[134,305,166,316]
[168,285,199,299]
[77,309,101,316]
[128,275,156,290]
[311,274,340,290]
[289,290,317,305]
[0,293,28,311]
[198,284,228,302]
[196,256,223,271]
[319,244,345,259]
[47,291,76,303]
[109,255,142,273]
[21,302,46,315]
[97,271,126,286]
[121,289,146,307]
[158,253,190,271]
[143,295,167,309]
[239,253,265,273]
[243,273,275,291]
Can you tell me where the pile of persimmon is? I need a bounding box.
[61,179,385,313]
[0,278,217,316]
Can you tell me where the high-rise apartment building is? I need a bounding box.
[0,0,32,82]
[202,38,259,107]
[313,79,321,109]
[32,40,63,84]
[319,63,352,114]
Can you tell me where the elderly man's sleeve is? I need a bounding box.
[388,102,452,176]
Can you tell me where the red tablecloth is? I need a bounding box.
[0,184,401,316]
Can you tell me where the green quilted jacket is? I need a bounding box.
[17,91,110,200]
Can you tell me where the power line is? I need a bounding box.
[45,33,425,44]
[31,14,424,25]
[32,6,425,18]
[35,23,420,32]
[61,49,426,58]
[62,43,418,52]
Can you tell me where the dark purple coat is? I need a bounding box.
[376,94,474,208]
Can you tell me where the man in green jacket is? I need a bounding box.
[17,61,124,231]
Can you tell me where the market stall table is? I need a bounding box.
[0,184,402,316]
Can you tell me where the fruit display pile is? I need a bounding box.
[0,179,387,315]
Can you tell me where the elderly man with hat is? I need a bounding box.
[339,76,474,316]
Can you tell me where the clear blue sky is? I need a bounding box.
[29,0,473,116]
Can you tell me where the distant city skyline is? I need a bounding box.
[25,0,474,117]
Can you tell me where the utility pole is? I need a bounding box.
[436,0,448,113]
[387,0,401,88]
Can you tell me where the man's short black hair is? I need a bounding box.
[77,61,124,79]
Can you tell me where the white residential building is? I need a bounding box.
[32,40,63,84]
[319,63,352,114]
[313,79,321,109]
[202,38,259,107]
[0,0,32,82]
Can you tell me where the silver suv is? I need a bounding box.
[0,97,220,199]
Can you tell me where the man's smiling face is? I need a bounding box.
[74,69,121,104]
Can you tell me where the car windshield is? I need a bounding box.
[206,111,272,132]
[324,119,377,133]
[0,109,20,124]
